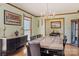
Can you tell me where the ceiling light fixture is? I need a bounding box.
[41,3,55,19]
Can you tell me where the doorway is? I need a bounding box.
[71,20,78,46]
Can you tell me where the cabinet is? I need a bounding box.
[0,35,27,56]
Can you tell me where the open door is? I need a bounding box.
[78,19,79,47]
[71,20,78,46]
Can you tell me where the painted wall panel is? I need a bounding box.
[0,4,33,38]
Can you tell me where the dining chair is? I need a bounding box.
[27,45,31,56]
[28,43,41,56]
[30,36,37,41]
[37,34,42,38]
[63,35,67,56]
[63,36,67,48]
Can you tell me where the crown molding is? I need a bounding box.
[56,12,78,16]
[6,3,79,17]
[6,3,39,17]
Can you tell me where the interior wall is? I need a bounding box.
[46,18,64,39]
[31,17,45,37]
[39,17,45,37]
[32,13,79,44]
[32,17,40,36]
[40,14,79,43]
[55,14,79,43]
[0,3,79,44]
[0,3,33,38]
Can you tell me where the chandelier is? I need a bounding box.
[41,3,55,19]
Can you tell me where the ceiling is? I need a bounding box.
[11,3,79,16]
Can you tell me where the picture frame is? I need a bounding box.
[4,10,21,26]
[51,21,61,28]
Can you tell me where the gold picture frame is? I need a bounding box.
[51,21,61,28]
[4,10,21,26]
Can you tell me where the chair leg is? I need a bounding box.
[26,46,31,56]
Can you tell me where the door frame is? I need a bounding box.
[71,20,79,46]
[71,20,76,44]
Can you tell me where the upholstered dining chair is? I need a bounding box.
[63,35,67,56]
[63,36,67,48]
[30,36,37,41]
[28,43,41,56]
[27,45,31,56]
[37,34,42,38]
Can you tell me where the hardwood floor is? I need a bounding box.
[10,44,79,56]
[64,44,79,56]
[11,46,27,56]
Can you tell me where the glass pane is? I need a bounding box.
[24,20,30,30]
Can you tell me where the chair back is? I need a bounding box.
[28,43,41,56]
[37,34,42,38]
[63,36,67,48]
[30,36,37,41]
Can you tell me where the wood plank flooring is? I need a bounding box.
[64,44,79,56]
[10,44,79,56]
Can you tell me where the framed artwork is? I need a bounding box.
[4,10,21,26]
[51,21,61,28]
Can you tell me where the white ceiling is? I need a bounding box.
[12,3,79,16]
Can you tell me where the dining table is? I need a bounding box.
[29,36,63,50]
[28,35,64,56]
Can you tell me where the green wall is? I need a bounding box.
[0,4,33,38]
[32,17,40,36]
